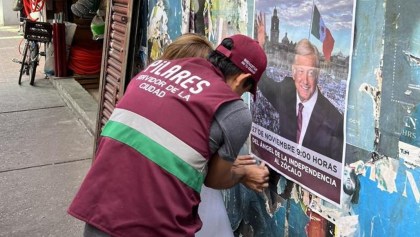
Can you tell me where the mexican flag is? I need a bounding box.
[311,5,334,61]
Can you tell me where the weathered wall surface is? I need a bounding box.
[0,0,20,26]
[225,0,420,236]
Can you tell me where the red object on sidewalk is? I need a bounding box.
[53,22,67,77]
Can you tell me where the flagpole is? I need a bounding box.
[309,0,315,40]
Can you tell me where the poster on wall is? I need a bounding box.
[147,0,185,60]
[206,0,252,44]
[147,0,254,59]
[382,0,420,162]
[344,0,385,165]
[250,0,355,206]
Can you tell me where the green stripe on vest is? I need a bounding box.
[101,120,204,192]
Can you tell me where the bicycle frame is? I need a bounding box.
[16,19,52,86]
[18,40,40,85]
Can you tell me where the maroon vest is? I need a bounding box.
[68,58,240,236]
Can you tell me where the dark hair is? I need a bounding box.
[343,168,360,204]
[243,77,255,91]
[208,38,243,79]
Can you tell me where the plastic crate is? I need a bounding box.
[24,21,53,43]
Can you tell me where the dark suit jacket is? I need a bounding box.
[258,75,344,162]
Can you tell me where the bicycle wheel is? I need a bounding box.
[18,41,29,85]
[28,41,39,86]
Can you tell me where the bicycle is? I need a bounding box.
[13,19,52,85]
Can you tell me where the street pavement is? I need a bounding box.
[0,25,95,236]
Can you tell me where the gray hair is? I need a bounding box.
[294,39,320,68]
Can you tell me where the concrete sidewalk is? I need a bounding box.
[0,25,97,236]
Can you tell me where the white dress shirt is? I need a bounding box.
[296,89,318,144]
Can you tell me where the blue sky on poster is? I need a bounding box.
[255,0,354,56]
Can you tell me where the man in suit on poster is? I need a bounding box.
[257,38,344,162]
[256,15,344,237]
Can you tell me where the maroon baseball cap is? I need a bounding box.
[215,34,267,99]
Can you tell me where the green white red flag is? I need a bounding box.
[311,5,335,61]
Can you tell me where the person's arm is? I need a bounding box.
[204,154,269,192]
[204,153,244,189]
[205,101,269,191]
[258,72,278,101]
[256,12,266,48]
[255,11,279,104]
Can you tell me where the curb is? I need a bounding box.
[50,77,98,135]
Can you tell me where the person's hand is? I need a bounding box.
[256,12,266,48]
[232,155,269,192]
[233,155,258,166]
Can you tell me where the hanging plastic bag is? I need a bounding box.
[91,15,105,40]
